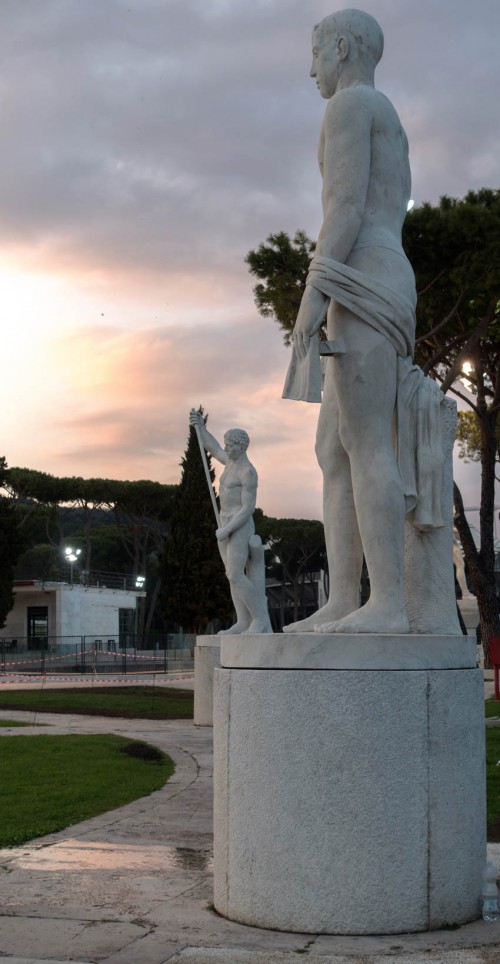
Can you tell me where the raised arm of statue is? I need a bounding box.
[189,408,227,464]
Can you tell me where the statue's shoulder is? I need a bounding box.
[240,462,258,484]
[325,85,377,126]
[326,86,399,135]
[329,84,375,107]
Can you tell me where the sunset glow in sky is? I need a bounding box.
[1,0,499,519]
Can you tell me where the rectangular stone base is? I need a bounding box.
[194,635,220,726]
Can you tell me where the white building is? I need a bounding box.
[2,579,145,649]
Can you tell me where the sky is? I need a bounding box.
[0,0,499,522]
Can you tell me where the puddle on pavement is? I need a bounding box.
[10,839,213,873]
[173,846,212,871]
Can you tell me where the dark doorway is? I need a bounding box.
[27,606,49,650]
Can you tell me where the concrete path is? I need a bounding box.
[0,708,499,964]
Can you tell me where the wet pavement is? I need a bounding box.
[0,694,499,963]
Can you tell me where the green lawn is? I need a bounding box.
[0,685,193,719]
[0,720,33,727]
[0,733,174,847]
[486,728,500,839]
[485,698,500,719]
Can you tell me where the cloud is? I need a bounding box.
[1,0,499,519]
[27,311,322,515]
[2,0,499,290]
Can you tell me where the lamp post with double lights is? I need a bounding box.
[135,575,146,643]
[64,546,82,587]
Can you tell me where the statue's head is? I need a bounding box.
[224,428,250,459]
[312,9,384,98]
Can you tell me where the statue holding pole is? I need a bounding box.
[189,409,272,635]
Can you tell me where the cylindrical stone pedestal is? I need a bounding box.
[194,636,220,726]
[214,634,486,935]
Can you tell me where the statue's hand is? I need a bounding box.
[216,526,230,542]
[189,408,203,427]
[293,286,329,362]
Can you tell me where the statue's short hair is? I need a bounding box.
[224,428,250,451]
[315,9,384,69]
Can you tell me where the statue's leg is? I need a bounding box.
[217,534,251,635]
[319,304,409,635]
[220,523,271,635]
[246,535,272,634]
[284,363,363,633]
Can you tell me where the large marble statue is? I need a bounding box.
[283,9,459,636]
[189,410,272,635]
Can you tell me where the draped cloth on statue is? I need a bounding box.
[282,255,445,531]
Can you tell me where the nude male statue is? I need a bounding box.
[189,410,272,635]
[284,9,419,635]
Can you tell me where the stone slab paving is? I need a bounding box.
[0,707,499,964]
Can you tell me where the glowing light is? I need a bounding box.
[407,199,415,211]
[461,360,474,392]
[64,546,82,586]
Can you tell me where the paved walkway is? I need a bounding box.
[0,707,500,964]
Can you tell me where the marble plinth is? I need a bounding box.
[213,634,486,935]
[220,632,476,670]
[194,636,220,727]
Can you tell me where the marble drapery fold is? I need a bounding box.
[282,255,444,531]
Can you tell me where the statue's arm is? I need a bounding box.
[316,87,372,262]
[293,88,372,362]
[216,467,257,541]
[189,409,227,464]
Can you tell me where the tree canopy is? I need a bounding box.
[259,516,326,625]
[404,190,500,662]
[245,230,316,345]
[403,189,500,394]
[0,458,26,627]
[1,468,177,641]
[3,468,176,577]
[456,411,500,468]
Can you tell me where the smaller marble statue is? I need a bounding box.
[189,410,272,635]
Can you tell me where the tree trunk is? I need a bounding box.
[292,578,301,622]
[477,376,500,668]
[143,575,162,644]
[454,481,498,667]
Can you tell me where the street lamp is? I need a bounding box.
[64,547,82,586]
[135,576,146,644]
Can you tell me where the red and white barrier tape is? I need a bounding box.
[1,648,192,668]
[0,673,194,685]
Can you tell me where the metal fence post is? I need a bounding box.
[81,636,86,675]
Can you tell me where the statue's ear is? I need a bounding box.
[337,35,349,61]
